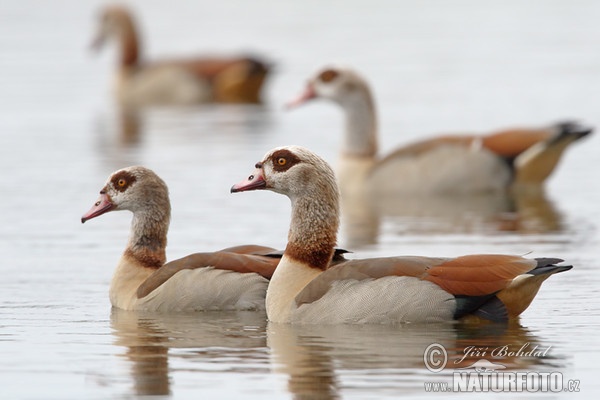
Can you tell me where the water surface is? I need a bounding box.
[1,0,599,398]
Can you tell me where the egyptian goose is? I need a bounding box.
[82,166,279,312]
[231,146,571,324]
[287,66,592,195]
[92,5,270,106]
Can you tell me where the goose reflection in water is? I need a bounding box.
[111,310,170,396]
[112,103,274,146]
[267,321,565,399]
[110,309,269,397]
[341,187,563,248]
[110,299,565,398]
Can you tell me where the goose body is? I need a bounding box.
[231,146,571,324]
[109,256,269,312]
[93,5,270,107]
[82,166,278,312]
[288,67,592,195]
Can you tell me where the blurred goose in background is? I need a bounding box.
[82,166,279,311]
[287,66,592,195]
[91,5,271,107]
[231,146,572,324]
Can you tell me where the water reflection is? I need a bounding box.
[341,187,563,247]
[94,103,274,152]
[117,106,142,146]
[110,309,268,397]
[268,321,565,399]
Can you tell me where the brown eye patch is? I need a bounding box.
[270,149,301,172]
[110,170,137,192]
[318,69,339,83]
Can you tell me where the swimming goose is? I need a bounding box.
[82,166,279,311]
[92,5,270,106]
[287,66,592,195]
[231,146,571,324]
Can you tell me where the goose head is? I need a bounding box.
[230,145,339,202]
[287,66,372,109]
[82,166,169,223]
[91,5,138,56]
[231,146,340,269]
[287,67,378,157]
[92,6,126,48]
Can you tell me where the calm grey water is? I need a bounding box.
[1,0,599,398]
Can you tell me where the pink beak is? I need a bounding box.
[81,193,115,223]
[89,32,106,52]
[285,84,317,109]
[231,168,267,193]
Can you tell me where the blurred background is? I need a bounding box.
[1,0,599,398]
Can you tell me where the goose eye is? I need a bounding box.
[277,158,286,166]
[319,69,338,83]
[117,179,126,187]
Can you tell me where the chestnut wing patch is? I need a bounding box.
[481,128,551,158]
[423,254,536,296]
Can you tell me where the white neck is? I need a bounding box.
[266,255,322,323]
[336,156,376,196]
[109,254,154,310]
[339,91,378,158]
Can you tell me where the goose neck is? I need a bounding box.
[341,93,378,158]
[118,17,140,67]
[126,209,169,269]
[286,192,339,271]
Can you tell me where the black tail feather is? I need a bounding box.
[552,121,594,144]
[454,294,507,322]
[531,258,572,276]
